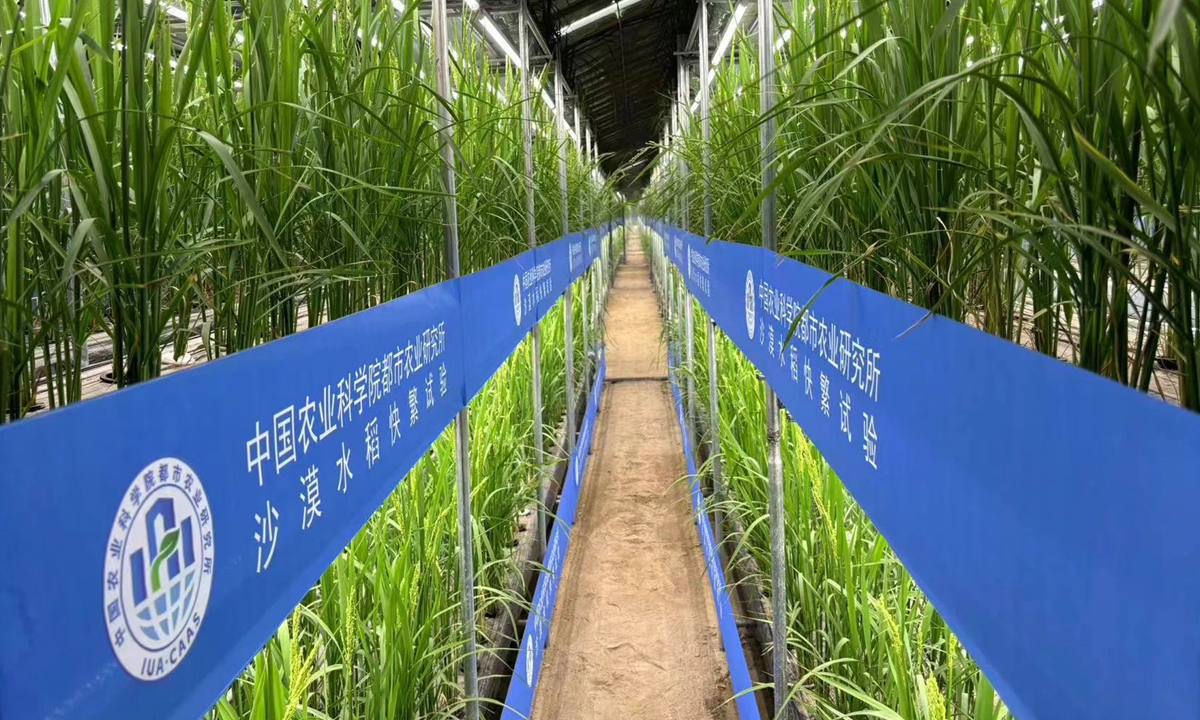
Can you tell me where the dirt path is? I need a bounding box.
[531,237,737,720]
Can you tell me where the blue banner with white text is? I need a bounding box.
[461,247,540,401]
[0,229,611,720]
[649,221,1200,720]
[500,354,606,720]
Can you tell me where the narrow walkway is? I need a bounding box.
[531,238,736,719]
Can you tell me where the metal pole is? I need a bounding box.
[678,58,690,234]
[623,205,628,262]
[586,125,594,232]
[700,0,713,240]
[698,0,725,556]
[432,0,477,715]
[519,2,547,557]
[758,0,789,714]
[575,108,591,381]
[556,56,576,457]
[679,57,696,456]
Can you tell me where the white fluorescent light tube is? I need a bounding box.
[162,2,188,21]
[774,28,792,51]
[562,0,648,35]
[480,16,522,66]
[712,3,747,68]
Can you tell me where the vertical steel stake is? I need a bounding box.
[678,56,696,458]
[698,0,725,554]
[519,2,546,556]
[556,57,576,457]
[432,0,477,715]
[758,0,789,713]
[700,0,713,239]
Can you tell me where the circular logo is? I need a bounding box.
[105,458,213,680]
[513,274,523,326]
[745,270,756,339]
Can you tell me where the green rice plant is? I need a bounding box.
[645,1,1199,711]
[647,0,1200,409]
[2,0,613,715]
[0,0,613,422]
[674,292,1009,720]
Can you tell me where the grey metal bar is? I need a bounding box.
[556,56,576,458]
[519,1,547,557]
[679,58,690,234]
[758,0,789,713]
[586,124,594,232]
[678,57,696,456]
[432,0,477,715]
[700,0,713,240]
[576,105,590,381]
[698,0,725,559]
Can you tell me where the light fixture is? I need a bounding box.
[562,0,648,35]
[773,28,792,51]
[163,2,188,21]
[712,4,747,70]
[480,16,522,66]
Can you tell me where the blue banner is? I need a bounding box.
[651,222,1200,720]
[0,229,611,720]
[500,353,606,720]
[0,283,465,720]
[667,359,763,720]
[460,247,540,401]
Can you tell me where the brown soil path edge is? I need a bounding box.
[529,239,737,720]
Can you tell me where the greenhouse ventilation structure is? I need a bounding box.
[1,0,1199,718]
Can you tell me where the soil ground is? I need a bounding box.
[530,238,737,720]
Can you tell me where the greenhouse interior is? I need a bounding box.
[1,0,1199,718]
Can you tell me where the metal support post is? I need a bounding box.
[586,125,594,231]
[707,319,724,542]
[759,0,790,714]
[433,0,477,714]
[582,260,590,371]
[698,0,725,552]
[700,0,713,240]
[574,106,590,381]
[678,58,690,234]
[556,56,576,457]
[519,2,546,556]
[678,56,696,458]
[685,287,696,451]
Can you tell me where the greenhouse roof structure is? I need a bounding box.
[529,0,695,179]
